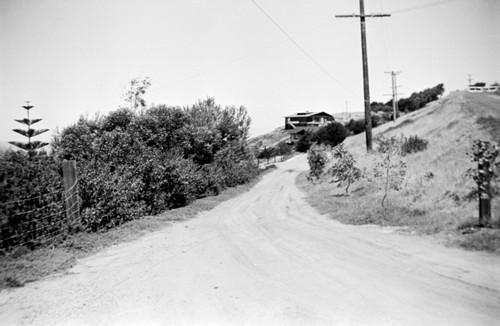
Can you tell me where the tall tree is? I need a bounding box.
[10,102,49,156]
[122,77,151,110]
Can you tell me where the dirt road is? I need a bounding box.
[1,155,499,325]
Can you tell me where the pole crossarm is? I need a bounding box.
[335,13,391,18]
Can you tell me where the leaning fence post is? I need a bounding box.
[63,160,80,230]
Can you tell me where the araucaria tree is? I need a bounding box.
[9,102,49,156]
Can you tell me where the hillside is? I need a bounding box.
[301,91,500,252]
[248,127,289,153]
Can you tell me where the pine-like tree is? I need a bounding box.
[9,102,49,155]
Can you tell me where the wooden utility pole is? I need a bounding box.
[385,71,401,122]
[336,0,390,152]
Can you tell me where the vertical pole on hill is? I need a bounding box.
[63,160,80,229]
[336,0,390,153]
[385,71,401,122]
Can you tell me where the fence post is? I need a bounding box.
[63,160,80,229]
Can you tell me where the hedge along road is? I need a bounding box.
[1,155,499,325]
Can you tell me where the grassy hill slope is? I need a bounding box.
[248,127,289,154]
[300,91,500,252]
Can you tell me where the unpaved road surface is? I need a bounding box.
[1,155,499,325]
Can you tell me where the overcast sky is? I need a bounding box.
[1,0,499,144]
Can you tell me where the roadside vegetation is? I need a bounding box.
[1,78,266,288]
[299,91,500,253]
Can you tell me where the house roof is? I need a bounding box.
[284,111,332,118]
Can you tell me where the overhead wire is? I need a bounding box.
[391,0,460,14]
[248,0,364,101]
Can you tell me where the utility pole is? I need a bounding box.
[467,74,473,86]
[384,71,401,122]
[336,0,390,152]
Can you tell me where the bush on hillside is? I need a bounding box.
[313,122,347,147]
[401,135,429,155]
[328,144,362,195]
[307,144,330,181]
[295,131,314,152]
[398,84,444,113]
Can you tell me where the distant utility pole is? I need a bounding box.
[336,0,390,152]
[467,74,473,86]
[384,71,401,122]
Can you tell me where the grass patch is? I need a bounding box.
[297,92,500,253]
[453,229,500,253]
[476,116,500,142]
[0,173,267,290]
[383,119,414,133]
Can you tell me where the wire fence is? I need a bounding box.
[256,152,294,169]
[0,176,80,251]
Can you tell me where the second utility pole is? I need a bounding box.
[336,0,390,152]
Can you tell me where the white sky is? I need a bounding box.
[1,0,499,144]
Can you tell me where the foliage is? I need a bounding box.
[0,151,65,249]
[372,137,407,207]
[401,135,429,155]
[398,84,444,113]
[295,131,314,152]
[10,103,49,156]
[328,144,362,195]
[122,77,152,110]
[344,115,381,135]
[313,122,347,147]
[345,118,366,135]
[467,140,499,227]
[307,144,330,181]
[51,97,258,231]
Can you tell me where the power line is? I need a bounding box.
[249,0,363,100]
[391,0,459,14]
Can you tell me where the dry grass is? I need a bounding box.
[0,171,273,290]
[299,92,500,253]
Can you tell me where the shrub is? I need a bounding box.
[373,137,407,207]
[328,144,361,195]
[401,135,429,155]
[313,122,347,147]
[307,144,330,181]
[0,150,65,249]
[295,131,314,152]
[53,98,258,232]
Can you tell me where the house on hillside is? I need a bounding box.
[467,84,499,93]
[284,111,334,143]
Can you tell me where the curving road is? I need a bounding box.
[1,155,499,325]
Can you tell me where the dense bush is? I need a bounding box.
[401,135,429,155]
[345,115,382,135]
[313,122,347,147]
[295,131,314,152]
[328,144,362,195]
[51,98,259,231]
[307,144,330,181]
[398,84,444,113]
[0,151,65,249]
